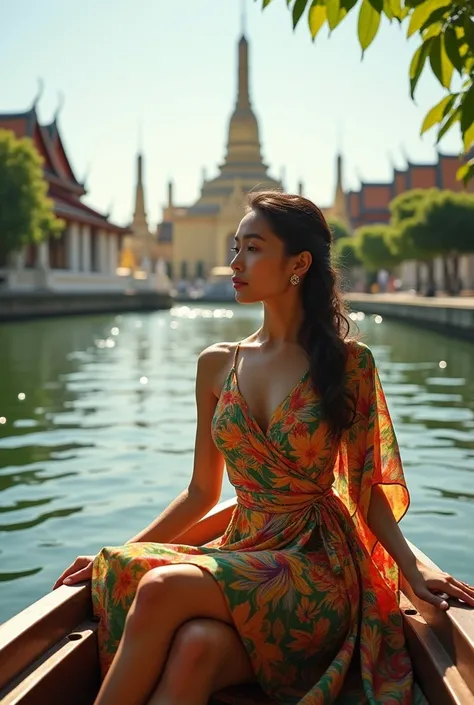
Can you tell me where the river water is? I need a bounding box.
[0,304,473,624]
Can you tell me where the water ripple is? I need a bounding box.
[0,306,473,623]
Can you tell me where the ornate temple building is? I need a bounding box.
[155,30,282,280]
[120,151,160,271]
[124,24,472,285]
[0,99,129,291]
[346,151,474,230]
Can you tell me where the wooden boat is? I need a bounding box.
[1,496,473,705]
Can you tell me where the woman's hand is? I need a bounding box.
[53,555,95,590]
[406,563,474,610]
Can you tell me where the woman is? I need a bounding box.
[55,192,474,705]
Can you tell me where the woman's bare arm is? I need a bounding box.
[54,344,231,588]
[367,485,474,609]
[126,345,228,544]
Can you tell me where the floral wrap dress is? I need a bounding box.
[91,341,419,704]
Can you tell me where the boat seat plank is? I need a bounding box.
[0,622,99,705]
[400,594,473,705]
[0,584,91,691]
[403,542,474,694]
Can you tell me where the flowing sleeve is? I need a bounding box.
[333,341,410,593]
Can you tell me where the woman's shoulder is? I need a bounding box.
[344,339,376,371]
[198,341,239,367]
[197,341,240,395]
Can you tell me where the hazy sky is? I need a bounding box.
[1,0,463,227]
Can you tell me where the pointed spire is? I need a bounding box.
[237,27,250,109]
[53,91,65,123]
[168,180,174,208]
[298,181,304,196]
[132,151,148,230]
[332,152,348,224]
[32,78,44,110]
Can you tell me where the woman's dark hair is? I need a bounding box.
[247,190,355,437]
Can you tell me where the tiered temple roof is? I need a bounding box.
[0,105,128,235]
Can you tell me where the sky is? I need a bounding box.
[1,0,464,228]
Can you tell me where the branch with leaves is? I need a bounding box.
[257,0,474,182]
[0,129,63,259]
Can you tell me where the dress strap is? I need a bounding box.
[232,342,241,370]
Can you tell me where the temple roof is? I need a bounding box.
[193,32,280,208]
[0,102,129,234]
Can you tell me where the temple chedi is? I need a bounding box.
[156,29,281,280]
[121,151,159,271]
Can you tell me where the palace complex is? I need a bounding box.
[124,27,471,283]
[0,100,129,291]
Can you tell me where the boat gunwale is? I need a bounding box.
[0,496,473,703]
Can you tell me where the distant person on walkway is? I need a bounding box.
[55,192,474,705]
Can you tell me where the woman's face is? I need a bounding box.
[230,209,304,304]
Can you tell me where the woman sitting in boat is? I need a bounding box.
[55,191,474,705]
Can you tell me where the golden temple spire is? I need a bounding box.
[132,150,148,231]
[237,34,250,109]
[332,152,349,224]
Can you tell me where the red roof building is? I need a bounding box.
[0,102,129,287]
[347,151,474,230]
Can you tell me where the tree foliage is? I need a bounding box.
[334,235,361,268]
[399,190,474,255]
[0,129,63,259]
[353,223,401,270]
[389,188,439,226]
[328,217,351,242]
[256,0,474,182]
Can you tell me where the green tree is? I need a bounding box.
[328,217,351,242]
[389,189,439,291]
[334,236,362,290]
[257,0,474,182]
[0,129,63,262]
[334,236,361,268]
[389,188,439,226]
[400,190,474,293]
[353,224,401,271]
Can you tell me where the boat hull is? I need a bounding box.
[1,496,473,704]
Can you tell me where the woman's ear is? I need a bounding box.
[293,251,312,277]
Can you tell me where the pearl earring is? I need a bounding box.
[290,274,300,286]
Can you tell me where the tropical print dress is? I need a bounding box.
[91,341,420,704]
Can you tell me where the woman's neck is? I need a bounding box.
[257,297,305,346]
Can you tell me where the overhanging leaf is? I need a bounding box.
[421,94,457,135]
[368,0,383,11]
[419,5,453,34]
[460,83,474,134]
[422,21,442,39]
[409,38,433,98]
[385,0,403,20]
[407,0,449,38]
[437,105,460,141]
[456,159,474,186]
[444,26,464,73]
[262,0,274,7]
[464,14,474,52]
[383,0,393,20]
[326,0,342,29]
[463,121,474,153]
[358,0,381,52]
[308,0,327,38]
[340,0,358,11]
[429,35,453,90]
[292,0,309,28]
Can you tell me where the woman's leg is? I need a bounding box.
[147,619,255,705]
[94,564,241,705]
